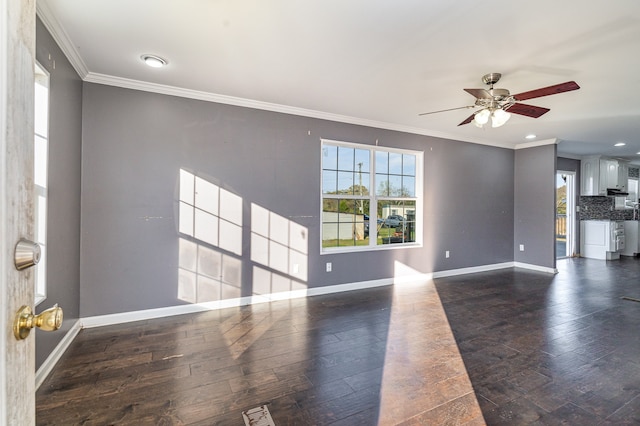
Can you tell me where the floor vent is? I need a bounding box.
[242,405,276,426]
[621,296,640,303]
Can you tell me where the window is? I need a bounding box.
[34,63,49,304]
[321,139,422,252]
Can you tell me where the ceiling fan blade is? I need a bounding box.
[418,105,474,116]
[464,88,492,99]
[513,81,580,101]
[458,113,476,126]
[506,103,550,118]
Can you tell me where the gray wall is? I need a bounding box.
[35,18,83,368]
[514,144,557,268]
[79,82,516,317]
[557,157,580,176]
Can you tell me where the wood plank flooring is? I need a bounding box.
[37,257,640,424]
[36,280,482,425]
[436,257,640,425]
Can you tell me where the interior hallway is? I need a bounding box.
[36,257,640,424]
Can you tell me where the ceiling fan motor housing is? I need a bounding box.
[488,88,510,99]
[482,73,502,86]
[475,88,515,110]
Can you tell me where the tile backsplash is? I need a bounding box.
[579,196,635,220]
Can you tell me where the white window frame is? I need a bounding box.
[34,62,49,305]
[321,139,423,253]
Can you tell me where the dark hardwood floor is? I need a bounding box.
[36,257,640,425]
[36,278,481,425]
[436,257,640,425]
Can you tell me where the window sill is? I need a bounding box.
[321,242,422,255]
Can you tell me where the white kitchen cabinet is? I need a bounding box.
[581,156,601,195]
[599,159,619,194]
[581,156,629,195]
[622,221,639,256]
[618,161,629,192]
[581,220,621,260]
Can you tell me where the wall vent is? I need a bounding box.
[242,405,276,426]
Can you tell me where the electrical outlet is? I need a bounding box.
[445,250,450,258]
[326,262,332,272]
[519,244,525,251]
[292,264,299,274]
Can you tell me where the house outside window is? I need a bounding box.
[321,139,422,252]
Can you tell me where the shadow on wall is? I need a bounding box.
[177,169,308,305]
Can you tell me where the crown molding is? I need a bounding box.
[557,152,582,160]
[36,1,89,79]
[514,138,557,150]
[84,71,514,150]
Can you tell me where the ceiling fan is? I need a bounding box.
[419,73,580,128]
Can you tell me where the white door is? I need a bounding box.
[1,0,37,424]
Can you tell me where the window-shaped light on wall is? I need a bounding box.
[178,238,242,303]
[250,203,308,295]
[179,169,242,256]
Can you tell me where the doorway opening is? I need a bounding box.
[556,171,575,258]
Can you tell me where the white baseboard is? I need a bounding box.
[81,262,558,329]
[306,277,394,295]
[432,262,514,278]
[81,277,395,329]
[513,261,558,274]
[81,261,552,329]
[431,261,557,278]
[36,319,82,390]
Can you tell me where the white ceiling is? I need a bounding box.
[38,0,640,163]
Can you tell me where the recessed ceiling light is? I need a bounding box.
[525,134,536,140]
[637,152,640,155]
[140,54,168,68]
[614,142,626,147]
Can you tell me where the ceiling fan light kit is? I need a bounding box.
[419,73,580,129]
[473,106,511,128]
[473,108,490,127]
[491,108,511,128]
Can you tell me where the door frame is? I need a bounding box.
[557,170,576,258]
[1,0,37,423]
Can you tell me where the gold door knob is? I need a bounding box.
[13,304,63,340]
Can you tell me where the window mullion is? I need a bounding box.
[370,148,377,246]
